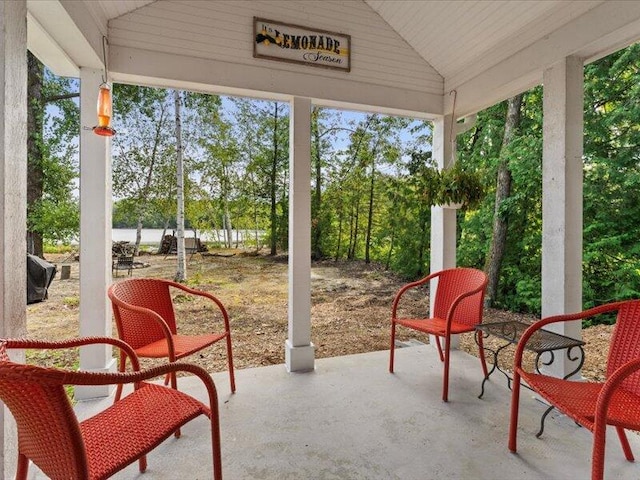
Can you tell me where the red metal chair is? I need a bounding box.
[509,300,640,480]
[0,337,222,480]
[389,267,489,402]
[109,278,236,400]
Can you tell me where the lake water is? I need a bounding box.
[112,228,260,245]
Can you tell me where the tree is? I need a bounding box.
[310,107,350,260]
[189,94,237,248]
[174,90,187,282]
[582,44,640,307]
[27,52,80,256]
[233,99,289,255]
[112,86,175,255]
[484,94,524,307]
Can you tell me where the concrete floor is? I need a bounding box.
[42,345,640,479]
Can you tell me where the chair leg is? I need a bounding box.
[615,426,634,461]
[210,396,223,480]
[226,332,236,393]
[435,336,445,362]
[475,330,489,378]
[16,453,29,480]
[442,336,450,402]
[508,370,522,453]
[170,372,182,438]
[138,455,148,473]
[389,321,397,373]
[592,421,608,480]
[114,355,127,402]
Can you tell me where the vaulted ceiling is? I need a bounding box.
[27,0,640,116]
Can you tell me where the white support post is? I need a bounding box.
[430,114,459,349]
[76,68,116,399]
[541,56,584,378]
[1,1,27,476]
[285,96,314,372]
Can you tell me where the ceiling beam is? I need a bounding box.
[27,0,104,77]
[111,45,442,119]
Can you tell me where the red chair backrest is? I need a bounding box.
[109,279,178,350]
[432,268,488,328]
[0,356,88,478]
[607,300,640,395]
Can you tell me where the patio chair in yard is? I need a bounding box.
[108,278,236,401]
[389,267,489,402]
[0,337,222,480]
[509,300,640,480]
[112,255,134,277]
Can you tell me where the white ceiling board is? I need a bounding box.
[366,1,603,80]
[83,0,155,25]
[29,0,640,115]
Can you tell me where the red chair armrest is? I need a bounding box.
[2,337,141,371]
[443,280,488,334]
[392,270,441,319]
[164,280,231,331]
[514,301,628,370]
[596,358,640,420]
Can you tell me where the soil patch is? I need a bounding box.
[27,252,610,381]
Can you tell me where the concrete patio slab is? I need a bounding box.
[40,345,640,479]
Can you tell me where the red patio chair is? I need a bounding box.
[0,336,222,480]
[389,267,489,402]
[109,278,236,400]
[509,300,640,480]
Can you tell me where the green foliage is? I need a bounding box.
[43,243,74,254]
[28,66,80,247]
[34,44,640,329]
[412,159,485,208]
[62,296,79,308]
[582,43,640,311]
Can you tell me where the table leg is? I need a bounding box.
[533,345,585,437]
[476,334,514,399]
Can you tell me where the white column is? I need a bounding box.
[1,1,27,476]
[285,96,314,372]
[76,68,116,399]
[542,56,583,378]
[430,114,459,348]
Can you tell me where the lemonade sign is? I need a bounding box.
[253,17,351,72]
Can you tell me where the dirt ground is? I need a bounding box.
[26,251,610,381]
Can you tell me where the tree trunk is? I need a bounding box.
[335,203,344,261]
[311,108,324,260]
[174,90,187,282]
[160,219,170,246]
[224,208,233,248]
[484,94,524,306]
[269,103,279,255]
[416,205,429,278]
[365,140,382,264]
[385,230,395,270]
[348,199,360,260]
[27,52,44,257]
[365,157,375,264]
[135,217,143,256]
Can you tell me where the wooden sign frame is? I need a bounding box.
[253,17,351,72]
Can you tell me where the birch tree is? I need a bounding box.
[112,87,175,255]
[174,90,186,282]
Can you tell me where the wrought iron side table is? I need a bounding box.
[475,320,585,437]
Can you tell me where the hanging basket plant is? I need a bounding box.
[421,163,485,209]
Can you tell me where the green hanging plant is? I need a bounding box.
[422,163,485,209]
